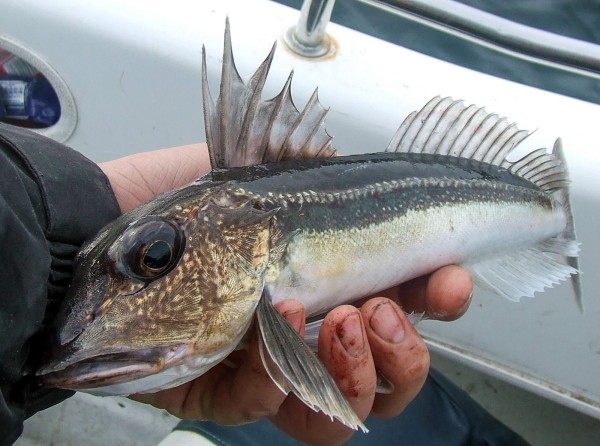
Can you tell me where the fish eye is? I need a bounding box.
[140,240,173,272]
[114,219,185,281]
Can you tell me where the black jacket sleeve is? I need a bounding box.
[0,123,121,445]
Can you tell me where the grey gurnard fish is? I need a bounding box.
[38,21,581,431]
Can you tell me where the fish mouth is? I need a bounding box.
[38,347,173,390]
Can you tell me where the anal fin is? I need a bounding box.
[465,238,580,302]
[304,318,324,352]
[256,294,367,432]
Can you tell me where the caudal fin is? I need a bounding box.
[552,138,583,311]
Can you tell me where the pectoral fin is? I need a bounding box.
[256,295,367,432]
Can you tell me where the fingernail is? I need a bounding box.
[431,290,473,320]
[370,302,405,343]
[462,291,474,313]
[336,313,365,357]
[283,309,304,333]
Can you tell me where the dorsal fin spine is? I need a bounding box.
[202,19,336,170]
[220,19,239,167]
[202,46,218,169]
[281,89,319,158]
[299,93,328,157]
[385,111,417,152]
[237,42,276,166]
[262,72,293,163]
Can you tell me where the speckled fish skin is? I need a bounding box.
[38,183,274,392]
[215,152,566,316]
[37,21,580,432]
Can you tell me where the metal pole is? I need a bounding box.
[283,0,337,57]
[362,0,600,79]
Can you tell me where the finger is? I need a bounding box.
[361,297,430,418]
[394,265,473,321]
[425,265,473,320]
[272,305,376,446]
[100,143,210,212]
[133,300,305,424]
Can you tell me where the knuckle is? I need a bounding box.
[239,405,279,423]
[403,344,430,382]
[236,395,282,423]
[340,377,376,401]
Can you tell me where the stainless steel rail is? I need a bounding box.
[360,0,600,79]
[283,0,337,57]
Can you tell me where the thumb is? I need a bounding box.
[100,143,210,212]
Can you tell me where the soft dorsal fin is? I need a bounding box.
[386,96,570,193]
[202,19,336,169]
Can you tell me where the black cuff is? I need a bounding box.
[0,123,121,445]
[0,123,120,243]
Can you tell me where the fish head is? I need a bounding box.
[38,185,274,392]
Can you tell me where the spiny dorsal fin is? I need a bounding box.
[202,19,335,169]
[387,96,569,194]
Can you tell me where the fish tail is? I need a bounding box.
[506,137,581,309]
[551,139,583,311]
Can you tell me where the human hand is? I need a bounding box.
[99,143,211,213]
[100,144,473,446]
